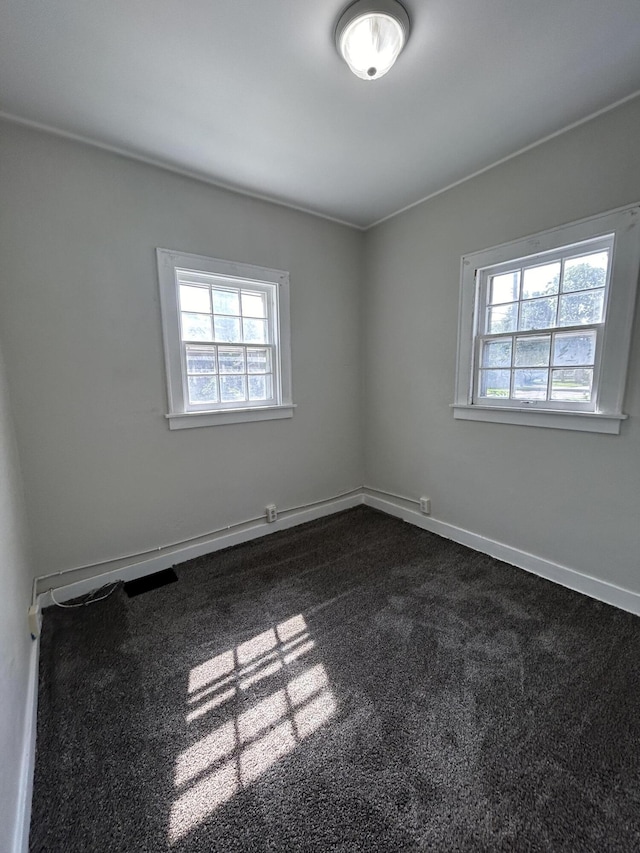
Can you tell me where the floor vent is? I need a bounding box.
[124,568,178,598]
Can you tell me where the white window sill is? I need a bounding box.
[451,404,626,434]
[167,404,296,430]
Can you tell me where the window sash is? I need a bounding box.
[470,235,614,412]
[175,275,280,413]
[181,342,277,411]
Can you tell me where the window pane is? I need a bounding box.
[242,318,267,344]
[218,347,245,373]
[522,263,560,299]
[180,285,210,313]
[479,369,510,398]
[487,303,517,334]
[186,347,217,374]
[181,313,213,341]
[514,335,550,367]
[490,272,519,304]
[188,375,218,404]
[248,375,272,401]
[562,252,608,293]
[220,375,247,402]
[247,348,270,373]
[553,331,596,366]
[519,297,557,331]
[241,291,266,318]
[482,339,511,368]
[558,290,604,326]
[212,289,240,315]
[550,368,593,402]
[513,369,548,400]
[214,316,241,343]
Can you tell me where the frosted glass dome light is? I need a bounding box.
[336,0,410,81]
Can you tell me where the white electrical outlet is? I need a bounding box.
[28,603,42,639]
[266,504,278,523]
[419,496,431,515]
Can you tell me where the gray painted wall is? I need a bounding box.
[0,340,32,852]
[0,121,364,577]
[364,96,640,593]
[1,87,640,852]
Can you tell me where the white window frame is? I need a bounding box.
[157,249,294,429]
[453,204,640,434]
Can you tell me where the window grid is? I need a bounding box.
[474,238,612,408]
[184,343,275,407]
[177,276,278,410]
[478,329,600,404]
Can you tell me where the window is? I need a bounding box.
[454,204,640,434]
[157,249,293,429]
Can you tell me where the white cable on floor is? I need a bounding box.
[49,582,120,609]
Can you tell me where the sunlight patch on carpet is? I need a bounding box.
[169,615,336,843]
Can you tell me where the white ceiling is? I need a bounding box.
[2,1,640,228]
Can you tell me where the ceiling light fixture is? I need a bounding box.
[335,0,410,81]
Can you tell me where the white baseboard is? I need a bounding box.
[12,636,39,853]
[38,493,365,605]
[36,486,640,618]
[363,490,640,617]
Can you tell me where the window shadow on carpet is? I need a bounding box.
[169,614,337,843]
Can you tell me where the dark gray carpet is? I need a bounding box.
[30,506,640,852]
